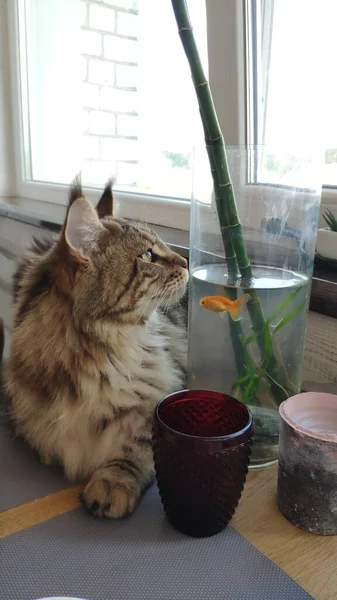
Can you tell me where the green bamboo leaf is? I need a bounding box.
[266,287,302,325]
[264,325,273,361]
[243,328,261,348]
[243,349,257,374]
[232,373,252,392]
[242,288,302,351]
[241,372,264,404]
[233,363,256,386]
[273,302,306,334]
[241,377,258,403]
[265,370,289,398]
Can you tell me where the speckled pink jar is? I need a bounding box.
[278,392,337,535]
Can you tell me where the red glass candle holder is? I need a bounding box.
[153,389,253,537]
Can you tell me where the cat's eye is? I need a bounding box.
[140,249,156,263]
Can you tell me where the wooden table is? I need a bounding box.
[1,465,336,600]
[233,466,337,600]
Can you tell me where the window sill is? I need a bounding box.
[0,196,190,258]
[2,196,337,319]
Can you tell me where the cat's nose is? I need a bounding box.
[173,250,187,268]
[179,256,188,269]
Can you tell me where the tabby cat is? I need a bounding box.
[4,180,188,518]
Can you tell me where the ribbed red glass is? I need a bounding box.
[153,390,253,537]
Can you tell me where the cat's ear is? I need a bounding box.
[64,197,104,258]
[96,177,114,219]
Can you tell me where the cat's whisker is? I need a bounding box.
[164,289,175,316]
[141,281,167,309]
[130,285,166,330]
[101,280,165,323]
[153,287,171,313]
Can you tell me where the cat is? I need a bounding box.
[4,179,188,518]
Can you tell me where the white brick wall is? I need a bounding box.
[89,110,116,135]
[117,12,137,37]
[81,2,88,27]
[83,135,100,159]
[100,86,138,112]
[117,114,138,136]
[81,0,139,188]
[81,29,102,56]
[88,59,115,85]
[81,109,90,134]
[100,137,139,161]
[83,159,116,186]
[103,35,137,63]
[103,0,137,9]
[89,4,116,32]
[81,56,88,81]
[116,63,137,88]
[82,82,100,108]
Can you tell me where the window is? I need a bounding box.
[5,0,245,228]
[5,0,335,230]
[249,0,337,209]
[9,1,210,213]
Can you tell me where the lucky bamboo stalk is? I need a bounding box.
[171,0,289,404]
[199,109,240,282]
[199,109,249,383]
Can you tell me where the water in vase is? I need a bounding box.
[188,264,310,467]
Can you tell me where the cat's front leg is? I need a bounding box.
[82,437,154,519]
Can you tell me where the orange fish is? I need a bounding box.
[199,293,250,321]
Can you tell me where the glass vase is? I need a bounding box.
[188,145,323,468]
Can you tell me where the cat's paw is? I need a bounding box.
[82,471,140,519]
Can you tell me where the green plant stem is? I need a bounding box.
[199,110,240,283]
[171,0,289,404]
[199,109,251,385]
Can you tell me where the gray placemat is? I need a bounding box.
[0,419,68,510]
[2,485,313,600]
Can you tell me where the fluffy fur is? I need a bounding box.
[4,179,188,518]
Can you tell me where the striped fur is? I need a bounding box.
[4,180,188,518]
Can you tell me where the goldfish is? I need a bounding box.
[199,293,250,321]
